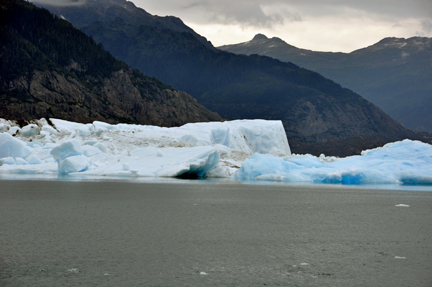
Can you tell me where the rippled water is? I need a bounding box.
[1,179,432,286]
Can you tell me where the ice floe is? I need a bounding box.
[234,140,432,185]
[0,118,431,187]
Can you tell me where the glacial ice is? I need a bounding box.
[235,140,432,185]
[0,133,32,159]
[0,118,289,178]
[0,118,431,187]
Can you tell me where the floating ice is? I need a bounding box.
[9,126,20,136]
[0,124,10,133]
[96,146,219,178]
[42,125,58,135]
[27,155,42,165]
[0,157,16,165]
[235,140,432,186]
[59,155,89,174]
[20,124,40,137]
[66,268,79,272]
[0,118,431,187]
[0,133,32,159]
[0,118,288,178]
[50,140,83,162]
[394,256,407,259]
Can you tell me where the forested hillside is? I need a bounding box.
[0,0,221,126]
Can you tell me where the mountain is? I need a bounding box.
[0,0,221,126]
[32,0,430,156]
[33,0,216,50]
[219,34,432,133]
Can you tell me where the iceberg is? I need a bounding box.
[0,133,32,159]
[235,140,432,185]
[58,155,89,174]
[0,118,289,178]
[0,118,431,187]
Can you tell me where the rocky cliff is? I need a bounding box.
[1,68,221,126]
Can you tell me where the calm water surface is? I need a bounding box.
[1,179,432,286]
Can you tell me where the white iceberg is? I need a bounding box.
[0,118,289,177]
[395,204,410,207]
[50,140,83,162]
[58,155,89,174]
[0,133,32,159]
[0,118,431,187]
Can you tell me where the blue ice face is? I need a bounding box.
[236,140,432,186]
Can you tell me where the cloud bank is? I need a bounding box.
[31,0,432,51]
[136,0,432,26]
[134,0,432,51]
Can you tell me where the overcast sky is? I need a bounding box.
[131,0,432,52]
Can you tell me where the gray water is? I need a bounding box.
[1,179,432,286]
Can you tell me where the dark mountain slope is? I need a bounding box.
[34,0,215,50]
[219,34,432,133]
[0,0,221,126]
[38,0,429,156]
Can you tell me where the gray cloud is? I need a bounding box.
[132,0,432,51]
[32,0,432,25]
[135,0,432,27]
[175,0,298,28]
[30,0,431,50]
[422,20,432,33]
[284,0,432,18]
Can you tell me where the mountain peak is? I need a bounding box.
[270,36,285,43]
[253,34,268,41]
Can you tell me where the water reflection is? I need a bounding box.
[1,173,431,191]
